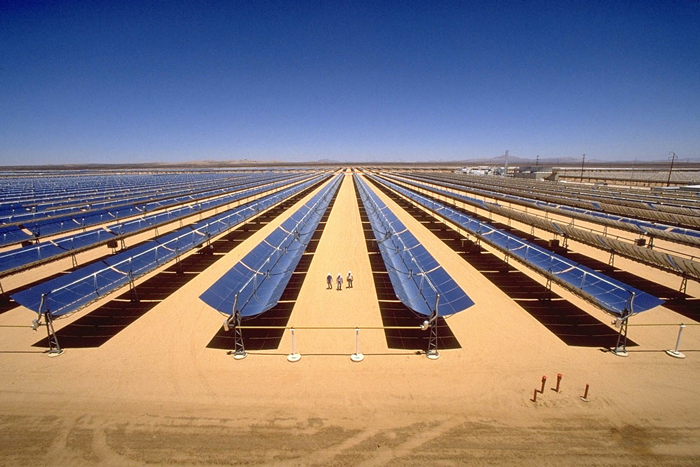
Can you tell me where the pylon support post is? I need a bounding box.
[36,294,63,357]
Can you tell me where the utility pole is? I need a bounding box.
[667,151,677,187]
[535,155,539,168]
[580,154,586,182]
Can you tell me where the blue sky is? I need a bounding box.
[1,1,699,165]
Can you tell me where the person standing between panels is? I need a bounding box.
[326,272,332,290]
[336,272,343,290]
[347,271,353,288]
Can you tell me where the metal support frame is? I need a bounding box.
[231,310,246,359]
[543,274,553,302]
[224,294,246,360]
[425,294,440,360]
[613,317,629,357]
[35,294,63,357]
[612,292,635,357]
[679,276,688,295]
[203,232,213,255]
[647,236,655,250]
[174,247,183,275]
[608,250,615,267]
[71,253,78,268]
[128,271,139,303]
[426,310,439,360]
[44,311,63,357]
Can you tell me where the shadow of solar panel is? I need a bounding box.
[305,238,320,254]
[378,301,460,350]
[0,294,16,315]
[368,252,386,271]
[371,270,398,301]
[207,303,293,351]
[663,297,700,321]
[365,238,378,253]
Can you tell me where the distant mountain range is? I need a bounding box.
[465,155,587,165]
[3,155,699,170]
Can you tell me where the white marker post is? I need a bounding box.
[350,327,364,362]
[665,324,686,359]
[287,327,301,362]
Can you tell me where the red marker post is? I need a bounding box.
[552,373,562,392]
[532,388,538,402]
[580,383,590,402]
[539,375,547,394]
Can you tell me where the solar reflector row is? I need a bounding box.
[0,171,258,206]
[200,174,343,318]
[415,173,700,230]
[0,225,33,245]
[403,173,700,248]
[354,175,474,317]
[0,172,288,227]
[0,173,315,275]
[384,173,700,282]
[557,225,700,281]
[0,172,300,247]
[0,172,252,217]
[10,174,330,318]
[555,168,700,192]
[370,174,664,317]
[431,171,700,214]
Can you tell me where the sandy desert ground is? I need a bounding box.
[1,170,700,466]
